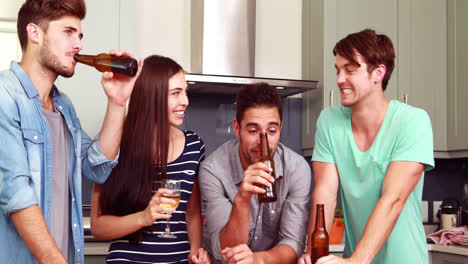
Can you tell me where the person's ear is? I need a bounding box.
[233,119,240,139]
[373,64,386,84]
[26,23,42,45]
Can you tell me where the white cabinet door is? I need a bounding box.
[397,0,449,153]
[446,0,468,153]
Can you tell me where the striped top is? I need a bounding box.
[106,130,205,264]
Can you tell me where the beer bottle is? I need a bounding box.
[258,132,277,203]
[310,204,329,263]
[74,53,138,77]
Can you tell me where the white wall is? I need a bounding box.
[0,0,22,70]
[0,0,23,20]
[56,0,129,137]
[135,0,191,71]
[255,0,302,79]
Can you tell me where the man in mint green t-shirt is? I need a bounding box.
[299,29,434,264]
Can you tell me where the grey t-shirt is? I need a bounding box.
[199,140,312,263]
[42,108,69,260]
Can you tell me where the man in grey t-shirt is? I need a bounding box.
[199,83,311,264]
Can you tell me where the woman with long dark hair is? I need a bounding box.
[91,55,210,263]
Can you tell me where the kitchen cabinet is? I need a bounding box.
[443,0,468,156]
[302,0,398,156]
[431,251,468,264]
[302,0,468,158]
[85,241,109,264]
[399,0,468,158]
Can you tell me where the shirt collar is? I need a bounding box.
[231,140,284,185]
[10,61,60,99]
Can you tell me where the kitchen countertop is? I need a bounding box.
[326,243,468,256]
[427,244,468,256]
[84,241,468,256]
[85,241,110,255]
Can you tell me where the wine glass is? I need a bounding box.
[158,179,181,238]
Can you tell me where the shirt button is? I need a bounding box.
[33,135,38,140]
[271,210,276,214]
[254,236,258,240]
[76,248,81,253]
[59,105,63,110]
[72,197,75,202]
[73,223,77,228]
[258,216,261,220]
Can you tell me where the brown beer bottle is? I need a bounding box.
[258,132,277,203]
[310,204,329,263]
[74,53,138,77]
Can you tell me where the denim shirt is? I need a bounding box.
[0,61,119,264]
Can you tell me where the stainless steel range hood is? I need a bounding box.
[187,0,318,97]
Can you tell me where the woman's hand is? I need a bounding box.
[188,248,211,264]
[139,188,176,227]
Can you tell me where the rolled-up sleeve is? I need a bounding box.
[199,161,232,262]
[277,159,311,257]
[81,132,119,184]
[0,93,39,215]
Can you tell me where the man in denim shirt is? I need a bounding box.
[0,0,142,263]
[199,83,311,264]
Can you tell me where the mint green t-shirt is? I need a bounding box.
[312,100,434,264]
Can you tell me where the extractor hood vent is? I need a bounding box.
[187,0,318,97]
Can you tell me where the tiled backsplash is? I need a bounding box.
[423,158,468,224]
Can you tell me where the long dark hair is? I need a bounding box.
[99,55,183,244]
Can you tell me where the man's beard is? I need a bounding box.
[40,39,75,78]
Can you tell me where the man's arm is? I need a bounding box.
[219,162,274,248]
[80,52,143,184]
[305,161,339,253]
[11,206,66,264]
[345,161,424,264]
[223,243,297,264]
[97,51,143,161]
[0,88,65,263]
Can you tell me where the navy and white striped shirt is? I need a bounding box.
[106,130,205,264]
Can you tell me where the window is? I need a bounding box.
[0,21,22,70]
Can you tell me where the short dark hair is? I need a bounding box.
[17,0,86,51]
[333,29,395,90]
[235,82,282,124]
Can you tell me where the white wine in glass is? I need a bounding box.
[158,179,181,239]
[160,193,181,209]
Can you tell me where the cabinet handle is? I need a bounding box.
[330,91,334,106]
[404,94,408,104]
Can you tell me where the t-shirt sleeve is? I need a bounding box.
[391,109,434,171]
[312,110,336,164]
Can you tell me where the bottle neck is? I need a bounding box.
[74,54,96,66]
[260,132,269,161]
[314,204,326,232]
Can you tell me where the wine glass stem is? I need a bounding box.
[165,218,171,233]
